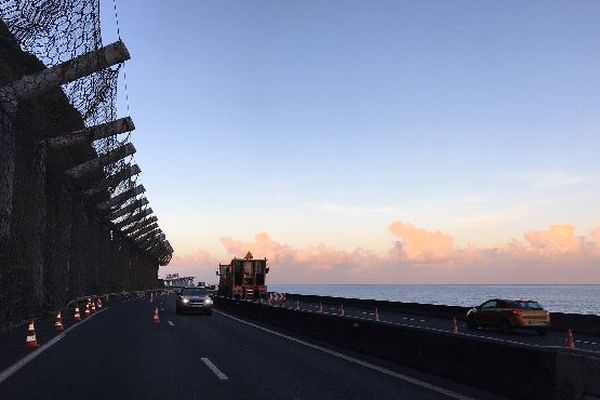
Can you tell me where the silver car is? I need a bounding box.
[175,287,213,315]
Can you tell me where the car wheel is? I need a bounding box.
[500,319,513,334]
[536,328,547,336]
[466,318,478,330]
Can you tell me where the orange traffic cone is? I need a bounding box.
[73,306,81,322]
[84,303,90,317]
[318,303,323,313]
[153,307,160,324]
[339,304,345,316]
[97,298,103,309]
[25,320,39,349]
[374,307,380,321]
[452,316,459,333]
[90,301,96,314]
[54,311,64,332]
[566,329,575,349]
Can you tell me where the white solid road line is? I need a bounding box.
[167,321,175,327]
[215,310,475,400]
[201,357,229,380]
[0,308,108,386]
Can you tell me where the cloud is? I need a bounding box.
[521,225,585,256]
[169,221,600,284]
[219,232,383,282]
[388,221,455,263]
[508,170,588,191]
[162,249,218,281]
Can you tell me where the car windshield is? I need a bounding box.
[516,301,543,310]
[182,288,207,296]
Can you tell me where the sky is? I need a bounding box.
[100,1,600,284]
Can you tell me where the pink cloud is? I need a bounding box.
[219,232,383,282]
[162,249,218,282]
[388,221,455,263]
[168,222,600,284]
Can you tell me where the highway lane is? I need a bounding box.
[0,295,495,400]
[275,298,600,353]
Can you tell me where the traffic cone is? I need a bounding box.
[90,301,96,314]
[374,307,380,321]
[339,304,345,316]
[84,303,90,317]
[566,329,575,349]
[150,293,153,303]
[318,303,323,313]
[54,311,64,332]
[296,299,300,310]
[97,298,103,309]
[153,307,160,324]
[73,306,81,322]
[25,320,39,349]
[452,316,459,334]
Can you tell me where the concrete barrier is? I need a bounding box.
[216,297,600,400]
[284,293,600,335]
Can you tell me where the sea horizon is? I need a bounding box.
[270,283,600,314]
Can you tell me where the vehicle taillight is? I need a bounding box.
[511,309,522,317]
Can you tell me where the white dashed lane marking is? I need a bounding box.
[216,310,475,400]
[201,358,229,381]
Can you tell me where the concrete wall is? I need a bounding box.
[285,293,600,335]
[216,297,600,400]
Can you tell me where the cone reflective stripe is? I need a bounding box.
[85,303,90,316]
[25,320,39,348]
[54,311,64,332]
[74,306,81,322]
[452,316,459,333]
[339,304,344,316]
[374,307,380,321]
[91,301,96,314]
[153,307,160,324]
[566,329,575,349]
[318,303,323,313]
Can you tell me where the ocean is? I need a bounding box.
[269,284,600,315]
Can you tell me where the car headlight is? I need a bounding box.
[182,298,190,304]
[204,298,213,305]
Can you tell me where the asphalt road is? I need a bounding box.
[0,295,497,400]
[282,298,600,353]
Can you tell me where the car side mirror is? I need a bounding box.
[266,267,270,274]
[215,270,219,276]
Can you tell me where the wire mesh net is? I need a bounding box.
[0,0,171,328]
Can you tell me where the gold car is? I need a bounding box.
[466,299,551,335]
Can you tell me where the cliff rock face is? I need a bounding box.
[0,19,158,329]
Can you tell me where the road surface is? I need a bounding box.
[0,295,504,400]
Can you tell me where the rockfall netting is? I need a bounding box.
[0,1,169,329]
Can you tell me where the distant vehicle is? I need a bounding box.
[466,299,550,335]
[205,284,218,296]
[217,251,269,300]
[175,287,213,315]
